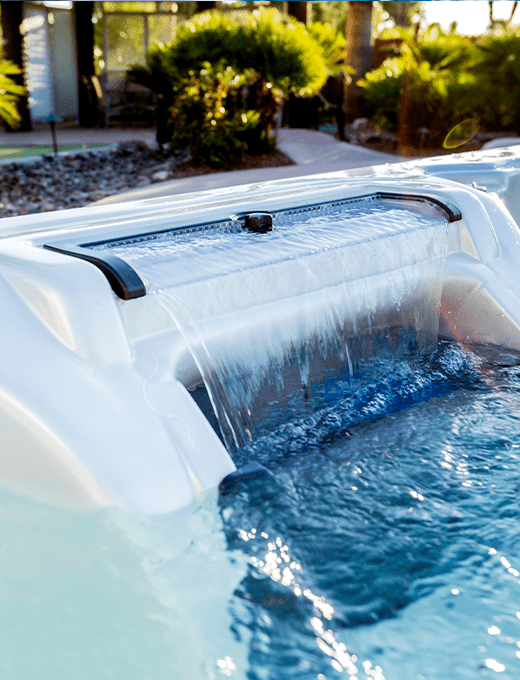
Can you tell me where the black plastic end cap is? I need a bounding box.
[243,212,273,233]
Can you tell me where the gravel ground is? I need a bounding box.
[0,140,293,219]
[2,128,503,220]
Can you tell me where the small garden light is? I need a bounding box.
[43,114,62,156]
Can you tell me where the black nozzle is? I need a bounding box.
[243,212,273,233]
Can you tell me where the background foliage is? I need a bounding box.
[118,2,520,153]
[358,25,520,146]
[0,52,24,129]
[128,7,331,164]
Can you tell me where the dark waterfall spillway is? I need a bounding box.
[94,195,450,450]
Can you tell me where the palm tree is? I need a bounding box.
[488,0,519,28]
[287,2,309,25]
[344,1,373,122]
[0,55,25,129]
[0,1,31,130]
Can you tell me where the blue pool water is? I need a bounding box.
[220,341,520,679]
[4,341,520,679]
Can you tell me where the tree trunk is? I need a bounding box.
[0,1,32,131]
[195,2,218,12]
[344,1,373,123]
[73,2,99,127]
[393,1,408,27]
[287,2,309,25]
[488,1,494,26]
[397,68,413,155]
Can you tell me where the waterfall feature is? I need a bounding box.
[96,196,450,451]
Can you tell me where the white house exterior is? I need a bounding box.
[21,2,79,122]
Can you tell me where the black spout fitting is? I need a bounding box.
[243,212,273,233]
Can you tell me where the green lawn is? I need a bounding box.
[0,144,106,159]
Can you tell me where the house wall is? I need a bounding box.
[22,4,53,120]
[50,8,78,118]
[22,2,78,122]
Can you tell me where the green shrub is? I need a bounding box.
[469,29,520,131]
[416,27,474,70]
[168,8,327,95]
[356,57,404,131]
[302,21,347,75]
[170,62,273,168]
[0,53,24,128]
[358,26,520,143]
[128,8,328,155]
[357,41,477,144]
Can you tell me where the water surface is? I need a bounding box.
[2,343,520,679]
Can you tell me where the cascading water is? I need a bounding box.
[95,196,450,451]
[93,199,494,679]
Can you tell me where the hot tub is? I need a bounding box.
[1,146,520,680]
[0,146,518,513]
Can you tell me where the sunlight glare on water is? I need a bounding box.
[219,342,520,680]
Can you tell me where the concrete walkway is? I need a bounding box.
[277,128,399,168]
[0,123,405,201]
[0,123,157,148]
[99,128,405,204]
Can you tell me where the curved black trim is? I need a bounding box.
[43,243,146,300]
[42,191,461,301]
[281,192,462,224]
[374,192,462,223]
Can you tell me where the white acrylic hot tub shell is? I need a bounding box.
[0,146,520,514]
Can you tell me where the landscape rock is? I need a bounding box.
[152,170,169,182]
[0,142,293,219]
[0,142,173,219]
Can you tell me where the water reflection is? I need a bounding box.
[235,525,385,678]
[216,343,520,679]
